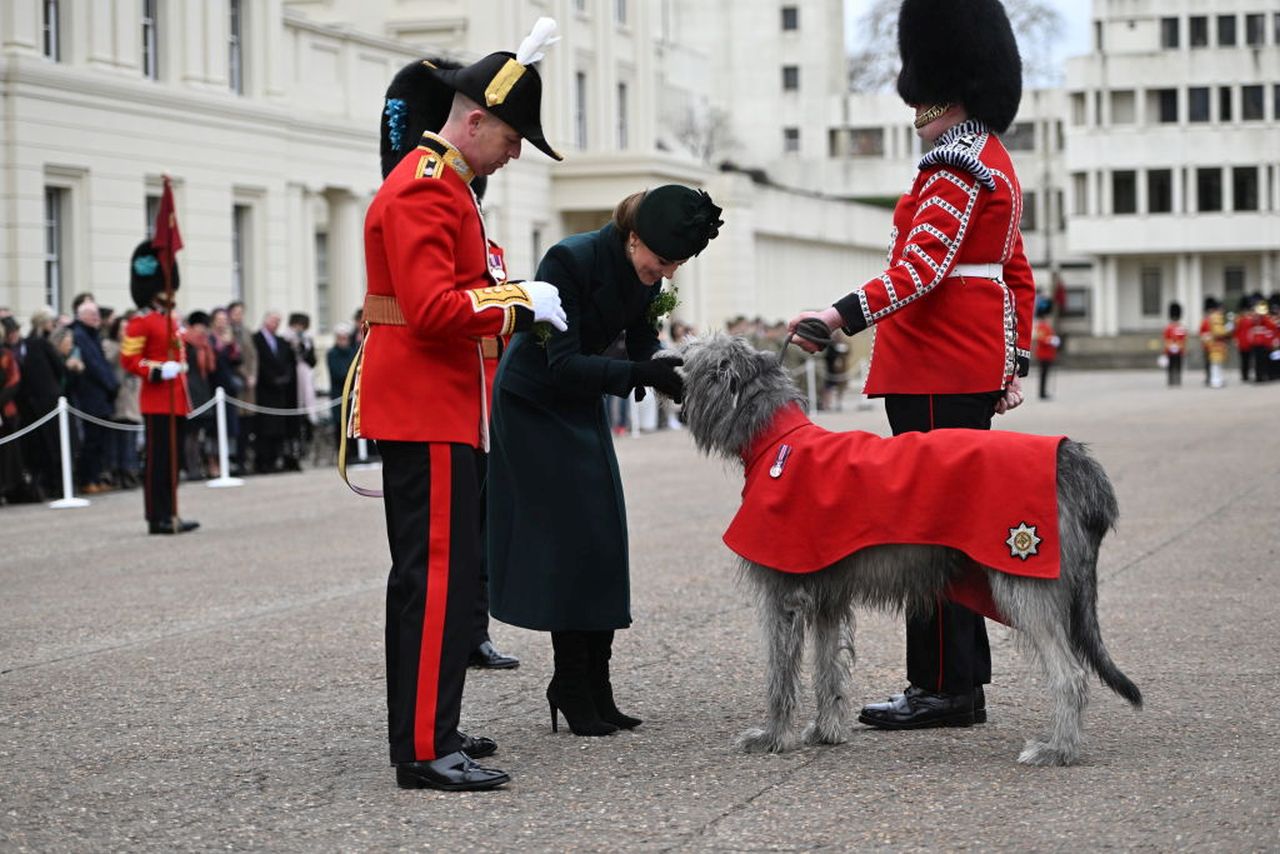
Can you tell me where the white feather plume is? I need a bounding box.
[515,17,559,66]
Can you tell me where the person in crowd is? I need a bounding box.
[821,331,851,412]
[0,317,24,503]
[1200,296,1230,389]
[103,312,142,488]
[283,312,316,471]
[252,311,295,473]
[69,300,119,493]
[349,32,566,791]
[209,307,244,474]
[227,300,257,473]
[1162,301,1187,387]
[325,321,357,453]
[182,311,218,478]
[1233,294,1255,383]
[15,308,64,500]
[120,239,199,535]
[488,184,721,737]
[786,0,1033,731]
[1247,296,1278,383]
[1032,297,1060,400]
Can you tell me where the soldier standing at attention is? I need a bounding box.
[120,240,199,535]
[348,19,567,792]
[787,0,1034,730]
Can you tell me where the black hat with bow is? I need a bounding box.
[635,185,724,261]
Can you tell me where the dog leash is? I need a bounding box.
[781,318,834,355]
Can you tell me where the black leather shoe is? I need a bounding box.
[468,640,519,670]
[858,685,977,730]
[148,518,200,535]
[974,685,987,724]
[394,751,509,791]
[458,731,497,759]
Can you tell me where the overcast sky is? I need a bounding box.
[843,0,1092,72]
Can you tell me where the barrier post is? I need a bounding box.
[804,357,818,412]
[207,387,245,488]
[49,397,89,509]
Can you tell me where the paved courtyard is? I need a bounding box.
[2,368,1278,851]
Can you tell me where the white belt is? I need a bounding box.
[947,263,1003,279]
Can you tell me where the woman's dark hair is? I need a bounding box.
[611,191,646,237]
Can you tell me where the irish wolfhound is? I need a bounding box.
[675,334,1142,766]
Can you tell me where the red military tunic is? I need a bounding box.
[353,132,534,446]
[1163,321,1187,356]
[834,120,1036,396]
[120,309,191,415]
[1033,319,1059,363]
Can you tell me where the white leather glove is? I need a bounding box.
[159,361,182,380]
[522,280,568,332]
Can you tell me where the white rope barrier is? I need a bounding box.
[0,406,60,446]
[65,405,145,432]
[224,396,342,417]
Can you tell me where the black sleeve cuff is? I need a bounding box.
[148,367,162,383]
[1016,355,1030,377]
[506,305,536,334]
[832,295,869,336]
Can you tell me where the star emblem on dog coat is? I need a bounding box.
[1006,521,1041,560]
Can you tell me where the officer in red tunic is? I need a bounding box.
[351,19,567,791]
[788,0,1032,729]
[120,240,199,535]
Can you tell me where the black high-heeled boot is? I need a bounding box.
[546,631,617,737]
[587,630,642,729]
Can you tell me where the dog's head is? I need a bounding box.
[676,333,806,460]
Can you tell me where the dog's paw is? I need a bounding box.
[1017,739,1078,767]
[736,727,795,754]
[801,720,847,746]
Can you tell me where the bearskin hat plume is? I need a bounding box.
[897,0,1022,133]
[130,239,179,309]
[380,57,463,179]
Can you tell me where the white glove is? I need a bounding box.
[159,361,182,380]
[522,280,568,332]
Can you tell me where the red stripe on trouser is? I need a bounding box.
[413,444,452,760]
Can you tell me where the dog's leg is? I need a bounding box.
[803,602,853,746]
[737,583,807,754]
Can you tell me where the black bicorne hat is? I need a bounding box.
[130,239,179,309]
[381,57,464,179]
[635,185,724,261]
[896,0,1023,133]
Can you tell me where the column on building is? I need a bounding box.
[324,187,365,332]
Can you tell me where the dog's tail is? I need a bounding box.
[1060,441,1142,708]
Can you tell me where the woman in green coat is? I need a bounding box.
[487,185,722,736]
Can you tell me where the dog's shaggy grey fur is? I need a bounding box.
[677,334,1142,766]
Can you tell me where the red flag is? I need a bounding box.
[151,175,184,278]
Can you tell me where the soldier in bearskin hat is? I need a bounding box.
[347,19,568,792]
[787,0,1035,729]
[119,240,199,534]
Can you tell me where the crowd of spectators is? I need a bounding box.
[0,298,352,506]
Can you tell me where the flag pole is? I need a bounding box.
[159,175,180,528]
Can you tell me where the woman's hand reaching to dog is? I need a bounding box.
[995,375,1024,414]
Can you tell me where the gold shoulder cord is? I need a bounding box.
[337,326,383,498]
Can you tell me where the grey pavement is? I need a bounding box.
[2,368,1278,851]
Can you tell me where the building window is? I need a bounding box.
[1224,267,1245,303]
[1054,190,1065,232]
[142,0,160,80]
[1140,269,1162,317]
[1189,16,1208,47]
[1020,190,1037,231]
[782,65,799,91]
[1110,90,1136,124]
[848,127,884,156]
[1188,87,1210,122]
[1154,88,1177,123]
[229,0,244,94]
[781,6,799,30]
[145,194,161,238]
[1196,168,1222,212]
[574,71,588,150]
[1002,121,1035,151]
[1275,13,1280,46]
[1245,13,1265,46]
[232,204,251,301]
[1219,86,1233,121]
[1217,15,1236,47]
[574,0,586,12]
[314,232,330,333]
[1069,92,1086,126]
[531,225,544,268]
[1232,167,1259,211]
[1159,16,1179,48]
[614,0,626,25]
[783,126,800,154]
[44,187,67,311]
[1242,85,1264,120]
[1071,172,1088,216]
[616,82,628,149]
[1093,20,1103,51]
[1148,169,1173,213]
[1274,85,1280,122]
[1112,171,1137,214]
[42,0,61,61]
[1054,120,1064,151]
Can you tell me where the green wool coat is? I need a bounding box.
[487,223,661,631]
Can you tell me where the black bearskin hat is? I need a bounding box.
[897,0,1023,133]
[380,57,464,179]
[130,239,179,309]
[1168,301,1183,321]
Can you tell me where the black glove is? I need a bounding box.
[630,357,684,403]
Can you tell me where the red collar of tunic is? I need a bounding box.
[725,405,1066,624]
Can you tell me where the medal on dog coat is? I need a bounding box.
[723,404,1064,621]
